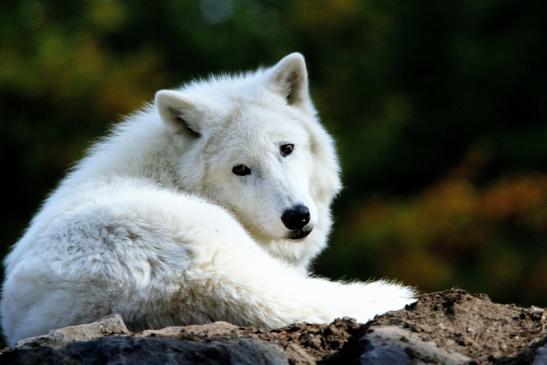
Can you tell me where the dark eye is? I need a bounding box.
[280,144,294,157]
[232,164,251,176]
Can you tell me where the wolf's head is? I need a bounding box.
[155,53,341,269]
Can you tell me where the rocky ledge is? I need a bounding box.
[1,289,546,364]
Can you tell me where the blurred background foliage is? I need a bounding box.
[0,0,546,306]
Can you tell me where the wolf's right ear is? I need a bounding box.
[266,52,312,112]
[155,90,202,137]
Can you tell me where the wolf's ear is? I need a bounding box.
[267,52,311,110]
[155,90,202,137]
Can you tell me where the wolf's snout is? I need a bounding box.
[281,204,310,230]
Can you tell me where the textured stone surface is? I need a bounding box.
[1,289,546,364]
[532,344,547,365]
[358,326,472,364]
[371,289,547,364]
[14,314,129,349]
[3,337,288,365]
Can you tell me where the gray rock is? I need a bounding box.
[532,344,547,365]
[359,326,472,365]
[3,336,289,365]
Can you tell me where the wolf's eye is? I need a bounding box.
[280,144,294,157]
[232,164,251,176]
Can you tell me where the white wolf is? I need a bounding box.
[1,53,415,345]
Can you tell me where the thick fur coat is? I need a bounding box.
[1,53,415,345]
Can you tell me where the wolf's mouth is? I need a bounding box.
[288,227,313,240]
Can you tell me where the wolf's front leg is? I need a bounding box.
[175,229,415,328]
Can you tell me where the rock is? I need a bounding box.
[369,289,547,364]
[1,289,546,364]
[14,314,130,348]
[138,321,240,339]
[532,344,547,365]
[358,326,472,364]
[3,337,288,365]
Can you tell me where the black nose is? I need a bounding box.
[281,204,310,230]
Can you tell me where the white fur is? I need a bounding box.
[1,53,415,345]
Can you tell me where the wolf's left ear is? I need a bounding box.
[155,90,203,137]
[267,52,311,111]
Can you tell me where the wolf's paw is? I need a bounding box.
[370,280,416,305]
[344,280,417,323]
